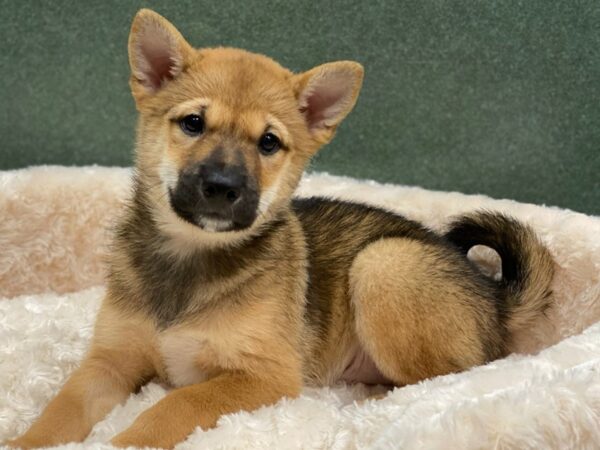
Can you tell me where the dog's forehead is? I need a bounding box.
[194,47,291,77]
[188,48,295,106]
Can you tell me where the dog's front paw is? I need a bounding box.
[111,429,169,449]
[3,436,41,449]
[110,431,157,449]
[110,414,174,449]
[110,433,148,449]
[2,439,20,449]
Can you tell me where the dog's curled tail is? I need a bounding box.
[444,211,555,334]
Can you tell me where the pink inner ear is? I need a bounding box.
[301,75,353,129]
[136,30,179,90]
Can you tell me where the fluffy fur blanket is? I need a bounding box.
[1,166,600,449]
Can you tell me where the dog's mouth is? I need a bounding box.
[194,215,235,232]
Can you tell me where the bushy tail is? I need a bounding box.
[444,211,555,333]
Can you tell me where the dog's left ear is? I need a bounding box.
[293,61,364,144]
[128,9,194,105]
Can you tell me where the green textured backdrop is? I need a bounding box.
[1,1,598,214]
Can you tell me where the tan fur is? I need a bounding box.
[349,238,490,384]
[6,9,554,450]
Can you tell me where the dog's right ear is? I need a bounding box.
[128,9,193,105]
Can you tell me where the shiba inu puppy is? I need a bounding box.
[6,9,554,449]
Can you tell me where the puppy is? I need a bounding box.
[6,9,554,449]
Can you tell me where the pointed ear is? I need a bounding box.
[128,9,193,103]
[293,61,364,143]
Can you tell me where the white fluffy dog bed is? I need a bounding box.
[1,166,600,449]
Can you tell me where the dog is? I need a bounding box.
[5,9,554,449]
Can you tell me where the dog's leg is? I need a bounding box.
[349,238,496,385]
[111,371,299,449]
[5,301,156,449]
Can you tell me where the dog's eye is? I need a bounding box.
[179,114,204,136]
[258,133,281,155]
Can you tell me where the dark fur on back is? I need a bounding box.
[293,197,441,339]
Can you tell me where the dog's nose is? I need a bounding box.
[202,171,242,203]
[197,164,247,211]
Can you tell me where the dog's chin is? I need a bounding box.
[171,208,255,234]
[197,216,237,233]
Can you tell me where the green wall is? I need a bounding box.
[1,1,598,214]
